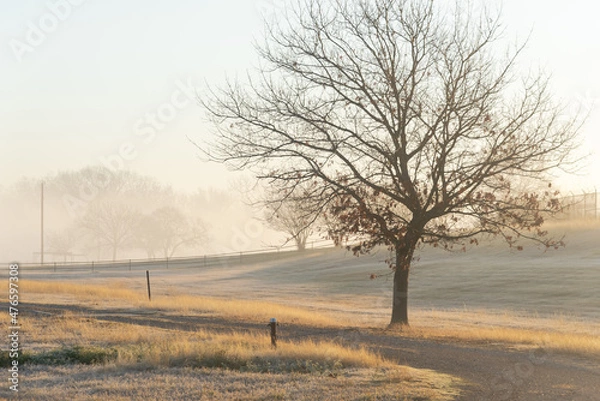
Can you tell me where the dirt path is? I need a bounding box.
[26,303,600,401]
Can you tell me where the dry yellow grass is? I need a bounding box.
[397,325,600,357]
[21,312,387,370]
[22,280,600,358]
[10,365,459,401]
[13,279,464,400]
[20,312,168,348]
[116,332,390,370]
[22,280,346,327]
[159,294,346,327]
[394,309,600,358]
[12,288,462,401]
[22,280,141,302]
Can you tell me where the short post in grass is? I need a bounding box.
[146,270,151,301]
[268,318,278,348]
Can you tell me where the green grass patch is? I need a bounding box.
[1,346,118,367]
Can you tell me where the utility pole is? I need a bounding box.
[41,181,44,265]
[594,188,598,219]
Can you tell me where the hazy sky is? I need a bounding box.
[2,0,599,193]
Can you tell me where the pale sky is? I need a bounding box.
[1,0,599,194]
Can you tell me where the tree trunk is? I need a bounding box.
[391,261,409,325]
[295,236,306,251]
[390,238,418,327]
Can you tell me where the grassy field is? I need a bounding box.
[21,219,599,322]
[19,280,600,358]
[4,219,599,399]
[2,281,461,401]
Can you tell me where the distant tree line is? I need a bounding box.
[37,166,211,261]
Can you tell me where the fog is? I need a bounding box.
[2,1,599,262]
[0,166,288,263]
[1,0,599,193]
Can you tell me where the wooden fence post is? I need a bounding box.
[268,318,278,348]
[146,270,151,301]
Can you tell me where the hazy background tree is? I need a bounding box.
[137,206,210,258]
[262,184,317,251]
[202,0,581,325]
[46,226,82,262]
[51,166,177,260]
[0,165,273,262]
[80,202,142,261]
[179,187,274,254]
[53,166,175,218]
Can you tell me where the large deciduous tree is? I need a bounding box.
[201,0,581,325]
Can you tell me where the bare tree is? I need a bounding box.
[46,226,81,262]
[137,206,210,258]
[201,0,581,325]
[263,185,316,251]
[80,202,141,261]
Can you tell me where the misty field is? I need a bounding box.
[20,220,600,323]
[2,221,599,400]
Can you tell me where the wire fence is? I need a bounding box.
[5,191,597,274]
[6,239,336,274]
[560,190,599,219]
